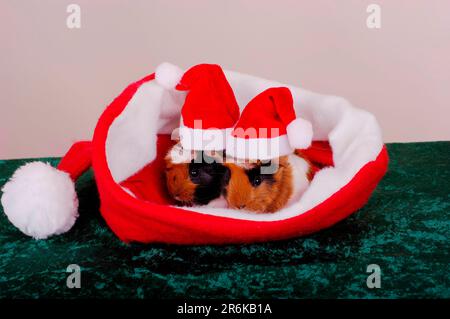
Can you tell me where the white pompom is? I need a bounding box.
[286,117,313,149]
[155,62,184,90]
[1,162,78,239]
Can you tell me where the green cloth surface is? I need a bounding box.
[0,142,449,299]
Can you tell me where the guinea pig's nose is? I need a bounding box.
[238,204,246,209]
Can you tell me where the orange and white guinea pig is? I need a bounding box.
[224,154,312,213]
[164,143,230,208]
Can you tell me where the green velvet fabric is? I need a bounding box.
[0,142,448,299]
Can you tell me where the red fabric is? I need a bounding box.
[86,74,388,245]
[297,141,334,168]
[232,87,296,138]
[295,141,335,180]
[177,64,240,130]
[120,137,177,205]
[57,141,92,181]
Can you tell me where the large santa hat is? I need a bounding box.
[155,63,240,151]
[226,87,313,160]
[0,67,387,244]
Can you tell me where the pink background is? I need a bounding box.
[0,0,449,159]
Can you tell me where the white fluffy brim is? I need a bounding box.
[1,162,79,239]
[226,134,294,160]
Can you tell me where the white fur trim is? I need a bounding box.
[286,117,313,149]
[226,134,293,160]
[155,62,183,90]
[179,120,232,151]
[1,162,78,239]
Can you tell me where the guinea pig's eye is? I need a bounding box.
[251,175,262,187]
[189,167,199,177]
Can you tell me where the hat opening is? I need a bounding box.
[103,68,384,222]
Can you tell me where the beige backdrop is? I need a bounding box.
[1,0,449,159]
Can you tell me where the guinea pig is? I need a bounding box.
[224,154,311,213]
[164,142,230,207]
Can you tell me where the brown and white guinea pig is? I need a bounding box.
[165,143,230,208]
[224,154,312,213]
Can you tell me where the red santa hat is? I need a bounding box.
[226,87,313,160]
[155,63,240,151]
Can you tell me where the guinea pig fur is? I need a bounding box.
[164,143,230,207]
[224,154,311,213]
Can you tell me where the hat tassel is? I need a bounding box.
[1,141,92,239]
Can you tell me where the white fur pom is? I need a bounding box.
[155,62,184,90]
[1,162,78,239]
[286,117,313,149]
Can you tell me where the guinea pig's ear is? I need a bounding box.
[167,143,196,164]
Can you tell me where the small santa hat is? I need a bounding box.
[226,87,313,161]
[0,142,92,239]
[155,63,240,151]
